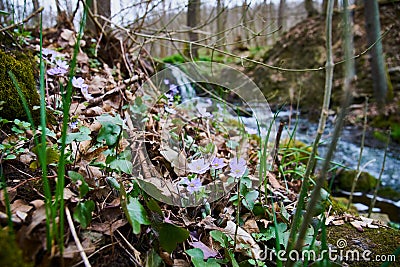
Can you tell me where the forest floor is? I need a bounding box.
[0,4,400,267]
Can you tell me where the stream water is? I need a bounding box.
[166,64,400,221]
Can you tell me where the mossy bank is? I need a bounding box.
[0,47,40,123]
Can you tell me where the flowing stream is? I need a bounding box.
[168,65,400,221]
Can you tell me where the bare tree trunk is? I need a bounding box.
[322,0,328,16]
[241,0,250,46]
[277,0,285,32]
[86,0,111,36]
[32,0,39,26]
[186,0,200,58]
[364,0,387,107]
[159,0,166,58]
[305,0,318,17]
[0,0,5,24]
[216,0,226,50]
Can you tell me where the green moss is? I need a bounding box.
[0,228,33,267]
[327,223,400,266]
[336,170,378,192]
[0,49,40,123]
[331,197,359,215]
[162,53,186,64]
[377,186,400,201]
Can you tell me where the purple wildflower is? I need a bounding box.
[198,107,212,118]
[188,158,210,174]
[80,84,93,100]
[211,157,227,169]
[47,67,68,76]
[72,77,85,88]
[169,84,179,95]
[179,177,202,194]
[164,79,170,85]
[55,59,68,70]
[42,48,54,56]
[187,177,202,194]
[229,157,247,178]
[69,120,79,129]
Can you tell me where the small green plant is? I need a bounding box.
[185,248,222,266]
[68,171,94,229]
[210,230,239,267]
[13,28,33,45]
[0,119,30,160]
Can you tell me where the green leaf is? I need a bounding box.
[68,171,90,197]
[145,249,163,267]
[106,177,120,190]
[96,113,125,126]
[73,200,95,229]
[158,223,189,253]
[210,230,228,248]
[186,249,221,267]
[146,198,163,216]
[4,154,16,160]
[122,196,151,234]
[65,126,91,144]
[31,144,60,168]
[242,190,259,211]
[97,123,121,146]
[109,159,133,174]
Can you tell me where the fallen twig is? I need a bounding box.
[0,7,44,33]
[65,206,91,267]
[86,74,142,107]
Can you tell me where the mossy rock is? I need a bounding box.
[336,170,378,192]
[327,223,400,266]
[377,186,400,202]
[0,49,40,123]
[0,228,33,267]
[331,197,359,215]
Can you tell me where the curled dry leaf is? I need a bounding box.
[77,51,89,65]
[243,219,259,234]
[0,187,17,206]
[60,29,76,46]
[0,211,22,224]
[350,220,364,232]
[30,199,44,209]
[26,205,47,236]
[189,241,219,259]
[11,199,33,213]
[224,221,262,259]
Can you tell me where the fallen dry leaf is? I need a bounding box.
[26,205,47,236]
[224,221,261,259]
[350,220,364,232]
[0,187,17,205]
[60,29,76,46]
[243,219,259,234]
[189,241,219,259]
[11,199,33,213]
